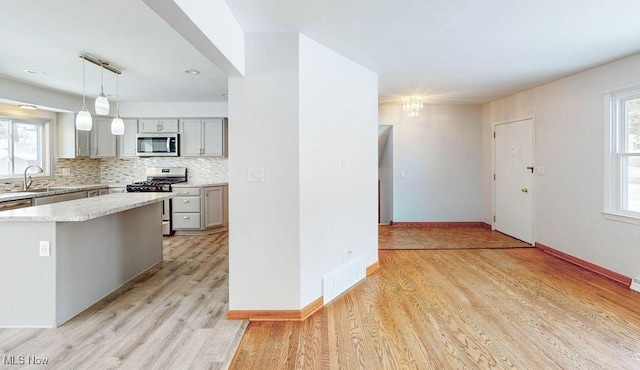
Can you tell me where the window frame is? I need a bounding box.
[0,115,52,183]
[603,86,640,225]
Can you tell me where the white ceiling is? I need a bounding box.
[2,1,640,106]
[225,0,640,104]
[0,0,228,103]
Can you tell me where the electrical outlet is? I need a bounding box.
[39,241,50,257]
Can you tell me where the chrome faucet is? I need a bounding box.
[23,165,44,191]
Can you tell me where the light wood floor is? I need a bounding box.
[230,248,640,369]
[378,225,531,250]
[0,232,247,369]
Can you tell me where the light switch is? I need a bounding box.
[248,167,265,183]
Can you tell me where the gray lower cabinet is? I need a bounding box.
[109,186,126,194]
[0,199,32,211]
[203,186,225,228]
[172,188,202,230]
[172,185,227,234]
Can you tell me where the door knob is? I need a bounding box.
[521,187,529,193]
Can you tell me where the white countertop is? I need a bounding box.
[0,184,109,203]
[171,182,228,188]
[0,193,175,222]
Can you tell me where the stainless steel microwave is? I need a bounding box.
[136,134,179,157]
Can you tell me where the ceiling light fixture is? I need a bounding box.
[183,69,200,75]
[75,57,93,131]
[95,63,110,115]
[19,105,37,110]
[402,96,423,118]
[111,74,124,135]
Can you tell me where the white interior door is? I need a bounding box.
[495,119,534,244]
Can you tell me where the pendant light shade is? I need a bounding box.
[76,110,93,131]
[76,57,93,131]
[95,94,110,115]
[111,73,124,135]
[95,64,110,115]
[111,117,124,135]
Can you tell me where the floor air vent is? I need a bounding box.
[322,256,366,304]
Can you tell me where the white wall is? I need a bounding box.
[298,34,379,306]
[379,104,483,222]
[483,52,640,278]
[0,77,80,112]
[229,33,378,311]
[228,33,302,310]
[119,101,227,117]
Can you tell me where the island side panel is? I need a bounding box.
[55,202,164,325]
[0,222,56,328]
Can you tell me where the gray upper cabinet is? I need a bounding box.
[56,112,91,158]
[118,119,138,157]
[76,130,91,158]
[180,118,225,157]
[91,118,117,158]
[138,119,178,133]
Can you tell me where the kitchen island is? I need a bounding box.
[0,192,175,328]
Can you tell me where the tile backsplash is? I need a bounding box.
[0,158,101,192]
[0,157,228,192]
[100,157,228,184]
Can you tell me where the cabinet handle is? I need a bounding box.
[183,216,190,219]
[181,191,189,195]
[183,200,190,203]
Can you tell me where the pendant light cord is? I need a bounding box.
[100,64,104,94]
[116,74,120,116]
[82,58,86,108]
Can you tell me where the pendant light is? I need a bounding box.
[111,74,124,135]
[95,63,110,115]
[75,57,93,131]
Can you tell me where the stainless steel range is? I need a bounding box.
[126,167,187,235]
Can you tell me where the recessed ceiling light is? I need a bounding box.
[23,69,46,75]
[19,104,37,110]
[183,69,200,75]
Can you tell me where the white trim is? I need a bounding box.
[491,114,536,245]
[490,115,534,127]
[603,88,640,217]
[0,116,54,182]
[601,211,640,226]
[602,81,640,95]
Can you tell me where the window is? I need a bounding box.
[0,117,49,180]
[605,88,640,220]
